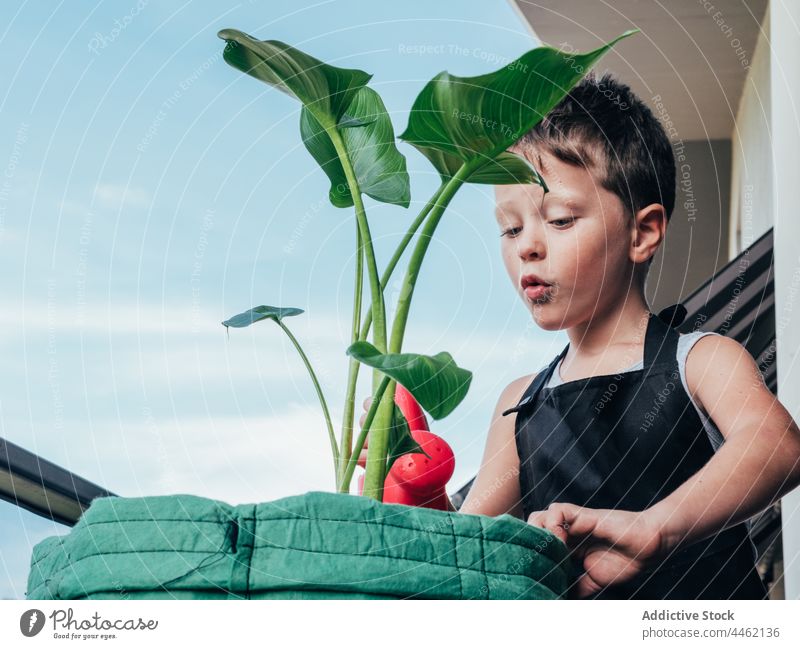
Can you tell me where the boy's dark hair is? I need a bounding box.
[512,71,676,225]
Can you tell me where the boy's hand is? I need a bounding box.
[527,503,666,599]
[356,396,372,468]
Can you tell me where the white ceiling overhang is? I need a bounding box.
[509,0,768,140]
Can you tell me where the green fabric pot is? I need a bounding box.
[27,491,575,600]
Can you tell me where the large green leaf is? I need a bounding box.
[421,149,548,188]
[222,305,303,329]
[300,87,410,208]
[399,30,638,184]
[346,341,472,420]
[218,30,370,124]
[218,29,410,208]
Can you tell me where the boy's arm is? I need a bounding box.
[456,374,533,518]
[646,335,800,554]
[526,336,800,598]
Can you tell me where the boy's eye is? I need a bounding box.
[500,217,576,237]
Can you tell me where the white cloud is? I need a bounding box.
[2,299,557,510]
[57,199,91,217]
[93,183,150,210]
[3,301,224,335]
[2,298,539,386]
[58,407,346,505]
[0,226,21,245]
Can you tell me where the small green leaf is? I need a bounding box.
[346,341,472,420]
[222,305,304,329]
[386,404,430,474]
[399,30,638,185]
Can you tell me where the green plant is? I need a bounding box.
[218,28,638,501]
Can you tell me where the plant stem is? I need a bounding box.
[358,182,445,341]
[388,165,475,355]
[326,122,394,498]
[328,127,388,353]
[336,183,445,493]
[361,379,396,500]
[362,170,472,499]
[276,320,338,475]
[341,374,391,491]
[364,180,460,501]
[336,225,365,492]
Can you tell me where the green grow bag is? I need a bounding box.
[27,491,574,600]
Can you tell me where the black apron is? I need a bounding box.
[502,306,768,600]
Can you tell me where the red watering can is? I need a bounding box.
[357,384,455,510]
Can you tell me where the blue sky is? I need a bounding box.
[0,0,568,598]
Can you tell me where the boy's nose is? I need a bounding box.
[515,226,546,260]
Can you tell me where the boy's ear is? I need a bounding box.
[630,203,667,265]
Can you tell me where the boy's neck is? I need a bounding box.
[565,293,652,359]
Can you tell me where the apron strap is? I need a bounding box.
[501,348,564,417]
[503,304,686,416]
[657,302,688,328]
[644,304,685,369]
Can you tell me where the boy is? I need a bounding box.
[363,72,800,599]
[462,71,800,599]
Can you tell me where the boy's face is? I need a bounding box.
[494,148,636,331]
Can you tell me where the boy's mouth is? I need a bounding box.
[520,274,553,301]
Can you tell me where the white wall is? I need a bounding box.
[729,8,772,256]
[729,0,800,599]
[770,0,800,600]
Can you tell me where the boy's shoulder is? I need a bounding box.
[498,372,538,411]
[684,332,768,416]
